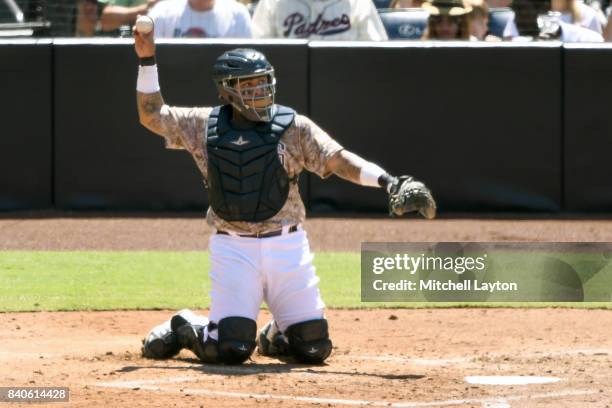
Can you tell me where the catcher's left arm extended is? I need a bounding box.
[326,150,437,219]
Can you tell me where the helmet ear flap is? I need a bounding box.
[215,81,232,106]
[217,79,240,106]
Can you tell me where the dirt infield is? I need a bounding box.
[2,216,612,251]
[2,309,611,407]
[1,217,612,407]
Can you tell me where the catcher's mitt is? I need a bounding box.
[388,175,437,219]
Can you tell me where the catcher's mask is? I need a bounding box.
[212,48,276,122]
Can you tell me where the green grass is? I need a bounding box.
[0,251,610,312]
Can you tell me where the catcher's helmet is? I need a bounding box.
[212,48,276,122]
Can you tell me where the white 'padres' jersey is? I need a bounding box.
[252,0,388,41]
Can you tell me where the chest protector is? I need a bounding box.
[206,104,296,222]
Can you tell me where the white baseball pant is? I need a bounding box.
[205,227,325,339]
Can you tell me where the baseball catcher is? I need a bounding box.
[135,23,436,365]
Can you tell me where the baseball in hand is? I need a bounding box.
[135,15,154,34]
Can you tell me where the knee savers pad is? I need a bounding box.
[285,319,332,364]
[211,317,257,365]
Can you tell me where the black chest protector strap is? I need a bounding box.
[206,104,296,222]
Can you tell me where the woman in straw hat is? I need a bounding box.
[421,0,473,39]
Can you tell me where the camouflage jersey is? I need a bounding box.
[156,104,343,234]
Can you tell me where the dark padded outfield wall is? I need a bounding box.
[0,40,53,210]
[309,42,562,213]
[564,44,612,212]
[54,39,308,210]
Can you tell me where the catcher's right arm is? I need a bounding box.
[325,150,436,219]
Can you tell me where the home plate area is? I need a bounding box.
[94,345,609,408]
[88,308,612,407]
[3,309,611,407]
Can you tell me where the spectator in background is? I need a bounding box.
[421,0,472,39]
[558,19,604,39]
[31,0,78,36]
[251,0,388,40]
[467,0,504,39]
[99,0,158,32]
[605,13,612,41]
[468,0,492,39]
[551,0,603,33]
[510,0,548,37]
[538,11,603,40]
[148,0,251,37]
[75,0,100,36]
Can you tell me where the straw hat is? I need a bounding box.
[422,0,473,16]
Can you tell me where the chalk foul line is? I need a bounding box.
[95,379,596,408]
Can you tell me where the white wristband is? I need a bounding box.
[137,64,160,94]
[359,161,386,188]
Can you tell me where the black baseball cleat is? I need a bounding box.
[170,309,200,332]
[257,320,289,357]
[141,309,206,360]
[170,309,209,360]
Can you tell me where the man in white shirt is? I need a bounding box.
[148,0,252,38]
[539,14,604,41]
[551,0,603,33]
[559,19,604,41]
[252,0,388,40]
